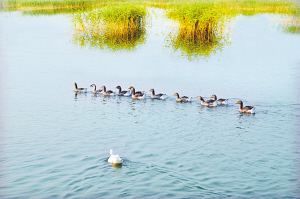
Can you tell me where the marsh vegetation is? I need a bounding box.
[1,0,299,56]
[73,5,146,50]
[167,3,226,57]
[165,1,298,57]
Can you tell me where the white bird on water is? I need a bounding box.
[108,149,123,166]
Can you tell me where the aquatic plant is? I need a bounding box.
[3,0,298,15]
[166,3,227,58]
[2,0,111,14]
[73,4,146,50]
[3,0,298,57]
[217,0,298,16]
[165,0,298,58]
[283,5,300,34]
[168,3,225,42]
[283,14,300,34]
[285,25,300,33]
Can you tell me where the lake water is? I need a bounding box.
[0,9,300,198]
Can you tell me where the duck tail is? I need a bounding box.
[224,99,229,105]
[161,94,168,100]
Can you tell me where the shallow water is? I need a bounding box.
[0,9,300,198]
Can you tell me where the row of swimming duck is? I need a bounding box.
[74,82,255,114]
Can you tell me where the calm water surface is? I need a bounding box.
[0,9,300,198]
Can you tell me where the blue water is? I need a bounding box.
[0,10,300,198]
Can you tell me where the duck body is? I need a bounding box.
[199,96,217,107]
[116,86,131,97]
[73,82,87,93]
[123,91,132,97]
[132,93,145,100]
[129,86,145,100]
[90,84,102,94]
[236,100,255,114]
[174,93,191,103]
[100,86,115,96]
[211,95,228,105]
[217,99,229,105]
[108,149,123,166]
[149,89,167,100]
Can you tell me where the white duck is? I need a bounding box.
[108,149,123,166]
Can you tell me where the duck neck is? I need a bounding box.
[92,84,96,91]
[102,86,106,92]
[213,95,217,100]
[131,88,136,95]
[74,83,78,89]
[117,87,121,93]
[175,93,180,99]
[151,90,155,96]
[200,97,205,102]
[240,102,243,109]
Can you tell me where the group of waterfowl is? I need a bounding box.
[74,82,255,114]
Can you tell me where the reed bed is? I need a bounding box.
[167,4,225,43]
[73,4,146,50]
[2,0,122,14]
[2,0,298,15]
[166,3,226,57]
[165,0,297,57]
[215,0,297,16]
[2,0,298,55]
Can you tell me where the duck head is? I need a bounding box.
[198,96,205,102]
[235,100,242,104]
[235,100,244,108]
[173,92,180,98]
[116,86,122,92]
[128,86,135,94]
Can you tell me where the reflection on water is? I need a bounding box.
[73,5,146,50]
[167,4,227,58]
[283,15,300,34]
[2,0,299,56]
[73,27,145,51]
[170,23,226,58]
[1,10,300,198]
